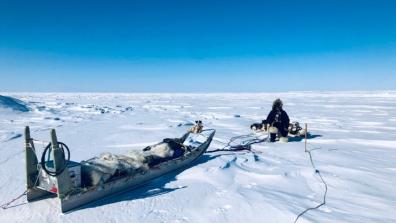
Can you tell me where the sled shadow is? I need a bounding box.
[75,154,220,212]
[288,133,322,142]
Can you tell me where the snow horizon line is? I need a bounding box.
[1,90,396,95]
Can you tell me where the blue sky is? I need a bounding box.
[0,0,395,92]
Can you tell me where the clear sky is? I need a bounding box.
[0,0,395,92]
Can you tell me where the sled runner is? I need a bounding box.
[24,126,215,213]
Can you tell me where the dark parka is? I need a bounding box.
[266,101,290,137]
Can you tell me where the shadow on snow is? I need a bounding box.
[288,133,323,142]
[74,154,220,212]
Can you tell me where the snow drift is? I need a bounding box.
[0,95,31,112]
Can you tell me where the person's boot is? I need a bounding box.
[270,133,277,142]
[269,126,278,142]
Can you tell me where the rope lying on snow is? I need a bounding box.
[1,167,41,210]
[293,145,329,223]
[204,128,328,223]
[1,138,42,210]
[0,166,39,209]
[206,132,268,153]
[0,191,27,210]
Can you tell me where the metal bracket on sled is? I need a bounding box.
[25,126,73,204]
[25,126,53,201]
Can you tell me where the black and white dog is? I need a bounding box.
[250,119,268,131]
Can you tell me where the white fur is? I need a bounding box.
[147,142,174,158]
[269,126,278,133]
[83,140,190,186]
[298,129,307,137]
[279,137,289,143]
[83,151,150,186]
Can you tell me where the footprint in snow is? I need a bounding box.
[176,217,190,222]
[216,204,232,213]
[244,182,257,189]
[215,189,228,196]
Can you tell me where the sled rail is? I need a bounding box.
[24,126,215,213]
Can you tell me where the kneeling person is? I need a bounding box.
[266,99,290,142]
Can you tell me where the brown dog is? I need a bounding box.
[189,120,203,134]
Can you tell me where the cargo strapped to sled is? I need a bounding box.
[24,126,215,213]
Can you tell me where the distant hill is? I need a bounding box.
[0,95,31,112]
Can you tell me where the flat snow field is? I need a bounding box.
[0,92,395,223]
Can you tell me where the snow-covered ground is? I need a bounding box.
[0,92,395,223]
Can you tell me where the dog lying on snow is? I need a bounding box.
[250,120,268,131]
[250,120,307,143]
[288,122,306,137]
[251,120,306,135]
